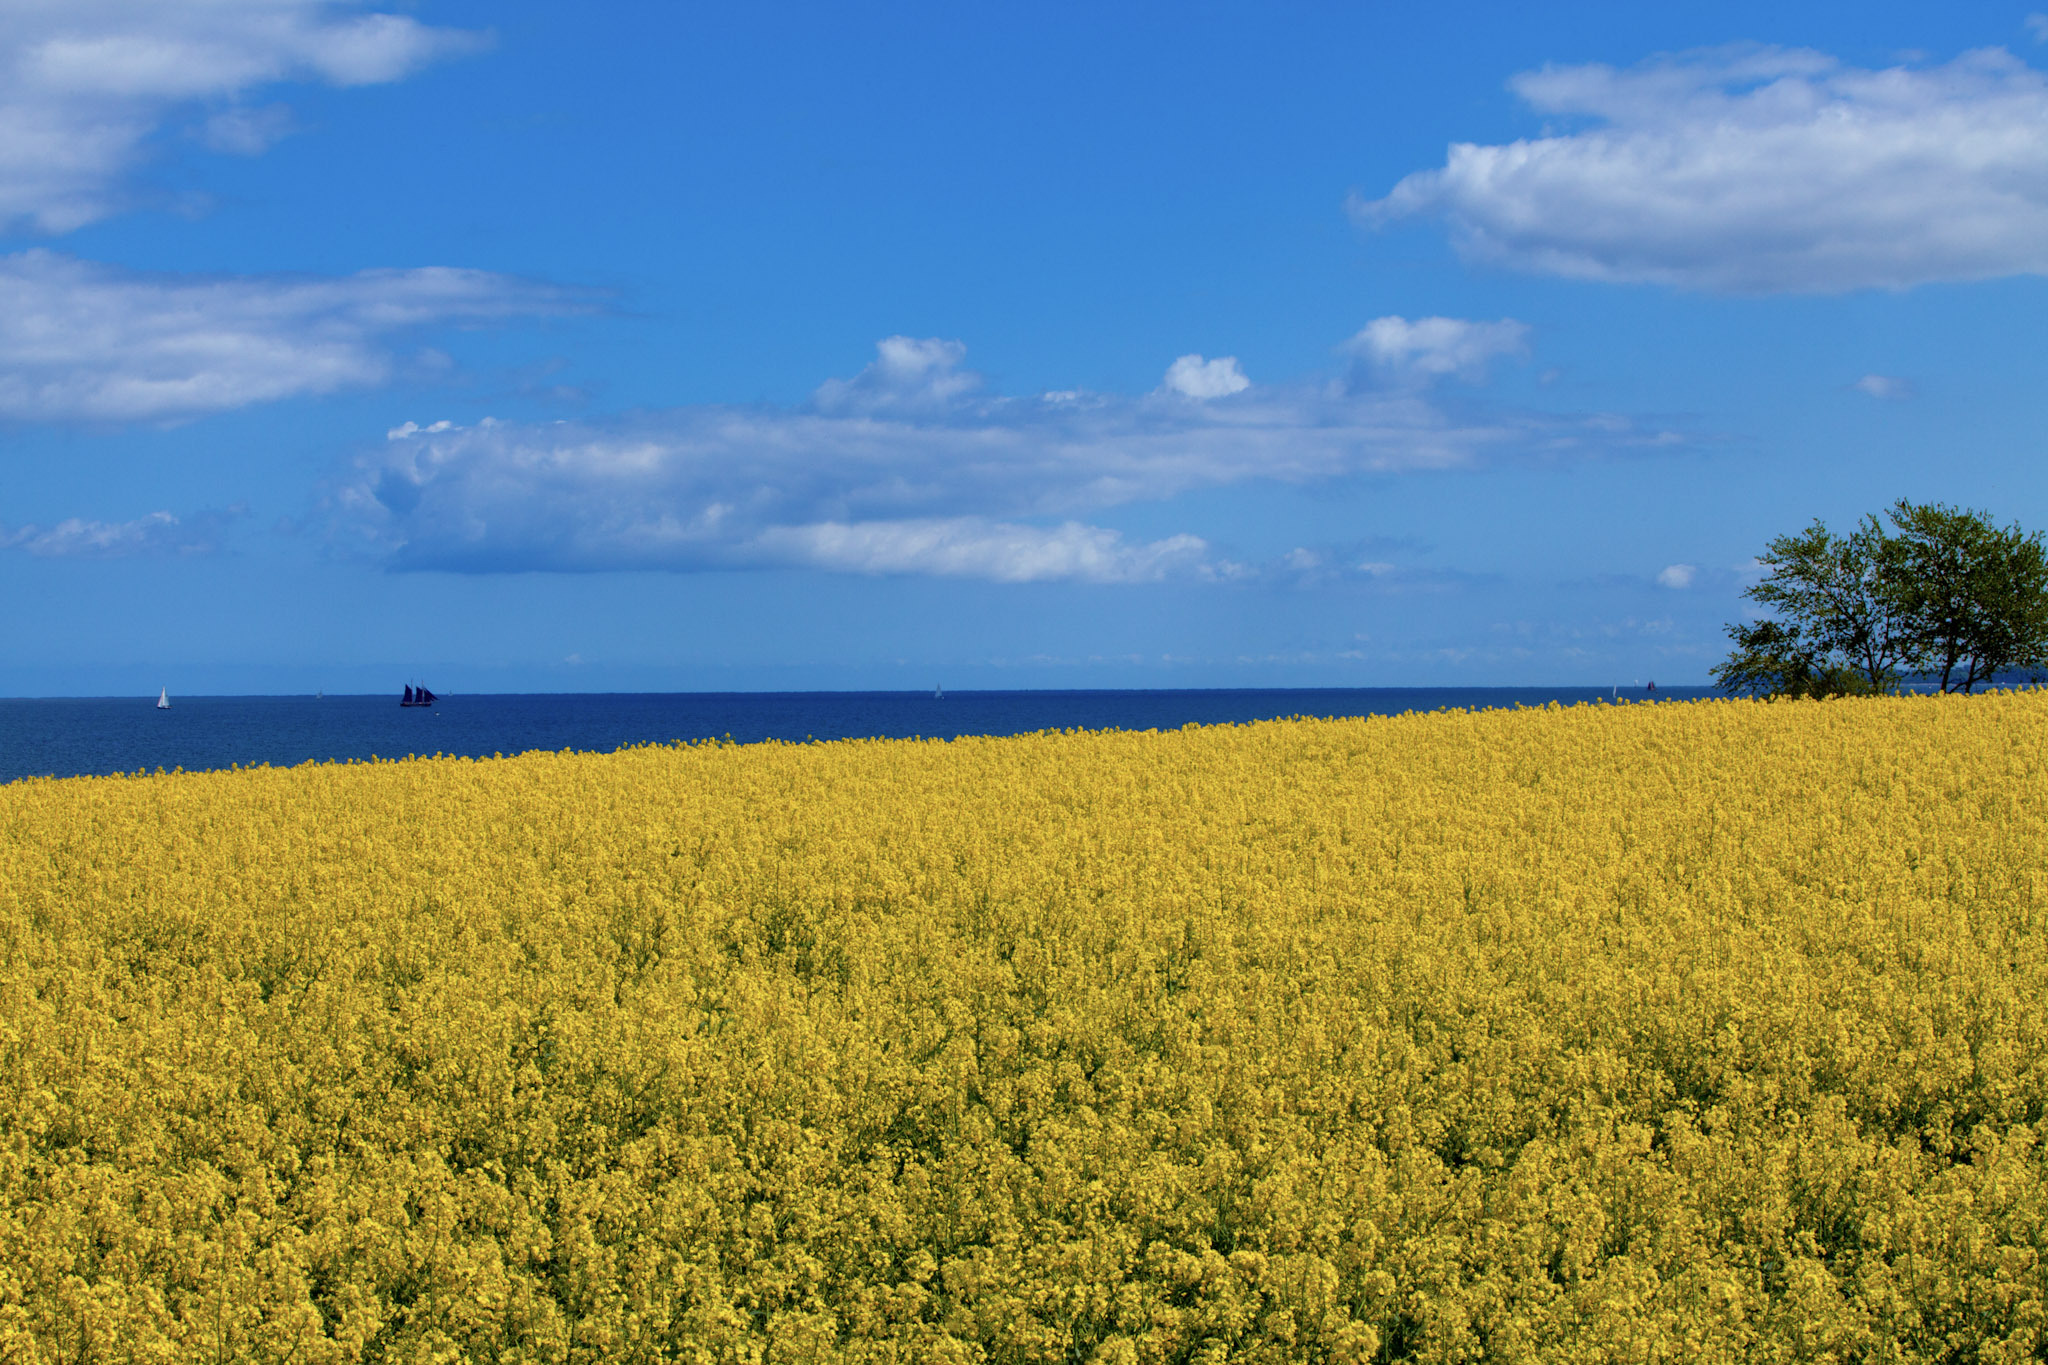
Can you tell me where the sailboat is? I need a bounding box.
[400,683,438,708]
[934,683,943,700]
[156,687,170,710]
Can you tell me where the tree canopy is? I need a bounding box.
[1715,500,2048,698]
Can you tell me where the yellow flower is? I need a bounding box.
[0,693,2044,1360]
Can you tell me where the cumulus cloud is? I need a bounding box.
[327,335,1684,580]
[1854,373,1915,399]
[1363,44,2048,293]
[1655,563,1696,589]
[1,505,242,557]
[0,0,483,232]
[1160,354,1250,399]
[2029,14,2048,42]
[1346,316,1529,383]
[811,335,981,414]
[0,251,581,422]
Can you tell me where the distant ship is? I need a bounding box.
[935,683,943,700]
[400,684,438,708]
[156,687,170,710]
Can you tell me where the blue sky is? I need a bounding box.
[3,1,2046,694]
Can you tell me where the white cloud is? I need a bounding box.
[1364,45,2048,293]
[1854,373,1915,399]
[754,519,1210,584]
[1161,354,1250,399]
[1264,547,1483,593]
[1,505,241,557]
[812,335,981,413]
[2029,14,2048,43]
[0,251,580,422]
[198,102,294,156]
[1656,563,1696,589]
[0,1,483,232]
[328,335,1684,580]
[1345,315,1529,382]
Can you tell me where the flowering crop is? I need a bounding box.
[2,695,2045,1362]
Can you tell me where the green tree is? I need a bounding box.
[1886,499,2048,693]
[1715,501,2048,698]
[1713,619,1873,699]
[1714,516,1916,697]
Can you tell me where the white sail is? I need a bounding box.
[156,688,169,710]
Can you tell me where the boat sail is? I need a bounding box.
[400,683,438,708]
[156,688,170,710]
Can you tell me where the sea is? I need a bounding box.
[0,686,1722,785]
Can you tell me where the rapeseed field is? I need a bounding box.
[2,694,2045,1363]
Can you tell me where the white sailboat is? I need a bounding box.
[156,687,170,710]
[935,683,943,700]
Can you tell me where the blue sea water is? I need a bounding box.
[0,686,1721,785]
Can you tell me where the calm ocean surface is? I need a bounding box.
[0,686,1721,785]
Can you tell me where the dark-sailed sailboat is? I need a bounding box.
[400,683,438,707]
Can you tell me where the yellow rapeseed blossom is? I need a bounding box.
[1,694,2045,1362]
